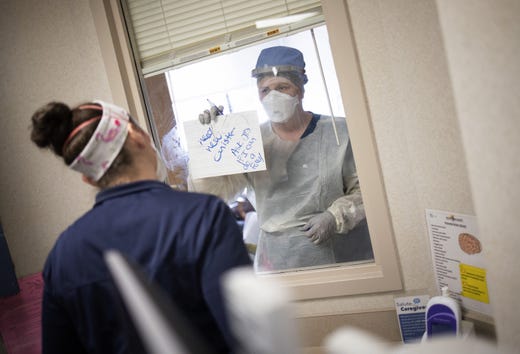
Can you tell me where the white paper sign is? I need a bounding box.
[425,209,492,316]
[183,111,266,179]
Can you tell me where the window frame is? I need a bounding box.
[90,0,402,300]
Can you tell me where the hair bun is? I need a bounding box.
[30,102,72,155]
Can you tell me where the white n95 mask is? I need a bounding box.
[261,90,299,123]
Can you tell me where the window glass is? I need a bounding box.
[147,25,374,274]
[167,26,344,126]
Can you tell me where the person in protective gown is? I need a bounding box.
[191,46,373,272]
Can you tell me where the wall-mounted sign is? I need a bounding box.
[425,209,492,316]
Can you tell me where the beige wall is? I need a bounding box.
[436,0,520,350]
[295,0,475,344]
[0,0,518,351]
[0,0,111,276]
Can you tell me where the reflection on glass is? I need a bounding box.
[153,25,373,273]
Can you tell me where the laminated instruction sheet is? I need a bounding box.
[183,111,266,179]
[425,209,492,315]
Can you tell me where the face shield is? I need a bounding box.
[251,46,308,85]
[252,47,308,125]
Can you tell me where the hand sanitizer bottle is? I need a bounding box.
[425,286,461,338]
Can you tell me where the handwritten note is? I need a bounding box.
[183,111,266,179]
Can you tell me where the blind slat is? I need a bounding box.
[125,0,322,75]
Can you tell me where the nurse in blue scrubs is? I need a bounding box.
[30,100,251,353]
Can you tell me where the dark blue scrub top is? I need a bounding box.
[42,180,252,353]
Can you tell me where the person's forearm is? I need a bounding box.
[327,175,365,233]
[188,174,248,203]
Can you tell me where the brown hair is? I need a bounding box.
[30,101,133,188]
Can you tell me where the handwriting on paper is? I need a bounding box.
[183,111,266,179]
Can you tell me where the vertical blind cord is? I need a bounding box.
[311,28,340,146]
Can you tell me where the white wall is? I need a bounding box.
[436,0,520,350]
[0,0,111,276]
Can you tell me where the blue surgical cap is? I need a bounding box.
[252,46,308,85]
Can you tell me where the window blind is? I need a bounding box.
[123,0,323,76]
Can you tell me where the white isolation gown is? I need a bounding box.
[190,114,373,272]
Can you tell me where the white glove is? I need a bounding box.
[198,104,224,124]
[300,211,337,245]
